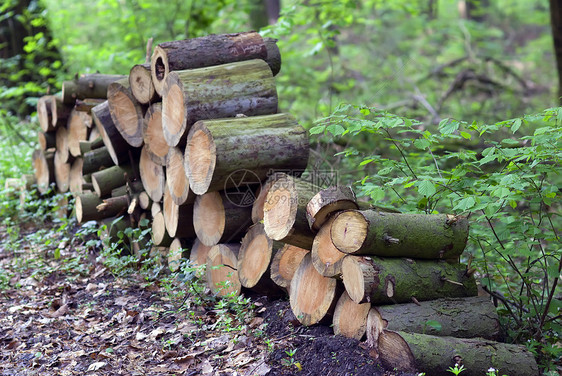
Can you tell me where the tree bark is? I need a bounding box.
[270,244,310,292]
[129,63,159,105]
[377,330,539,376]
[331,210,469,260]
[152,211,173,247]
[311,215,347,278]
[151,31,279,95]
[551,0,562,103]
[92,101,134,166]
[142,102,169,166]
[82,146,114,175]
[185,113,309,195]
[263,174,320,249]
[206,243,242,297]
[62,74,126,104]
[166,146,193,205]
[163,185,196,239]
[91,165,134,198]
[139,145,166,202]
[168,237,192,272]
[32,149,55,194]
[341,256,478,305]
[107,78,147,147]
[306,186,360,232]
[74,98,106,113]
[67,110,92,157]
[161,59,278,147]
[75,192,129,223]
[79,137,105,155]
[332,290,371,340]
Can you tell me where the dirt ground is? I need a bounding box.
[0,221,419,376]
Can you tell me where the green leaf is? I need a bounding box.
[454,197,475,211]
[460,131,472,140]
[511,118,522,133]
[327,124,345,136]
[439,119,459,134]
[413,138,430,149]
[360,108,370,116]
[417,180,436,197]
[309,126,325,135]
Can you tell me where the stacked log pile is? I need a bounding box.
[31,31,538,376]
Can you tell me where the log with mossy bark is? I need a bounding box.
[168,237,192,272]
[311,215,347,278]
[62,74,126,104]
[377,330,538,376]
[75,192,129,223]
[161,59,278,147]
[206,243,242,297]
[91,165,134,198]
[166,146,193,205]
[332,290,371,340]
[107,78,147,147]
[82,146,114,175]
[139,145,166,202]
[79,137,105,155]
[151,31,280,96]
[32,149,55,194]
[185,113,309,195]
[331,210,469,260]
[263,174,320,249]
[193,190,253,246]
[92,101,135,166]
[129,63,159,105]
[142,103,168,166]
[163,185,196,239]
[341,256,477,305]
[270,243,310,292]
[67,110,92,157]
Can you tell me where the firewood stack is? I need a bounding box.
[31,31,538,376]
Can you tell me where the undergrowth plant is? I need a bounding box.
[311,104,561,371]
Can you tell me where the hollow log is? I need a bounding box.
[55,125,71,164]
[206,243,242,297]
[62,74,126,104]
[166,146,193,205]
[151,31,279,96]
[69,158,86,194]
[79,137,105,155]
[331,210,469,260]
[163,186,195,239]
[142,103,168,166]
[75,193,129,223]
[50,95,73,129]
[53,152,70,193]
[139,145,166,202]
[311,216,346,277]
[152,211,173,247]
[270,244,309,291]
[82,146,114,175]
[193,190,253,246]
[107,78,147,147]
[366,296,500,342]
[91,165,133,198]
[161,59,278,147]
[129,63,159,105]
[290,253,340,326]
[189,238,212,268]
[32,149,55,194]
[263,174,320,249]
[332,291,370,340]
[67,110,92,157]
[168,238,192,272]
[38,132,56,151]
[185,113,309,195]
[74,98,105,113]
[377,330,539,376]
[306,186,360,232]
[37,96,54,132]
[341,256,478,305]
[92,101,134,166]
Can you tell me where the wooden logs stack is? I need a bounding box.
[31,31,538,376]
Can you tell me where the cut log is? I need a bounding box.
[53,152,70,193]
[166,146,193,205]
[92,101,133,166]
[168,237,192,272]
[377,330,539,376]
[75,193,129,223]
[107,78,147,147]
[142,102,168,166]
[151,31,279,96]
[54,195,69,219]
[290,253,339,326]
[189,238,212,268]
[74,98,106,113]
[139,145,166,202]
[206,243,242,297]
[237,223,283,295]
[332,290,370,340]
[88,125,100,141]
[129,63,159,105]
[263,174,320,249]
[67,110,92,157]
[306,186,360,232]
[366,296,500,342]
[138,191,152,210]
[163,185,195,239]
[270,244,309,291]
[341,256,478,305]
[32,149,55,194]
[161,59,278,147]
[50,95,73,129]
[193,190,253,246]
[251,173,281,223]
[62,74,126,104]
[331,210,469,260]
[311,216,346,277]
[79,137,104,155]
[151,201,161,217]
[152,211,173,246]
[55,125,71,164]
[38,132,56,151]
[264,37,281,76]
[185,113,309,195]
[37,96,54,132]
[69,158,86,194]
[82,146,114,175]
[91,165,133,198]
[110,181,143,198]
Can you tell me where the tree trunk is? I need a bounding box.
[193,190,253,246]
[270,244,310,292]
[38,132,56,151]
[306,186,360,232]
[75,192,129,223]
[377,330,539,376]
[129,63,159,105]
[139,145,166,202]
[311,215,347,278]
[161,59,278,147]
[166,146,193,205]
[92,101,134,166]
[152,211,173,247]
[151,31,279,95]
[206,243,242,297]
[62,74,126,104]
[107,78,147,147]
[163,185,196,239]
[79,137,105,155]
[341,256,478,305]
[91,165,134,198]
[168,237,192,272]
[185,113,309,195]
[290,253,340,326]
[263,174,320,249]
[331,210,469,260]
[550,0,562,103]
[82,146,114,175]
[332,290,371,340]
[366,296,500,342]
[142,102,169,166]
[67,110,92,157]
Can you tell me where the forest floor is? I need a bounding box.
[0,220,418,376]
